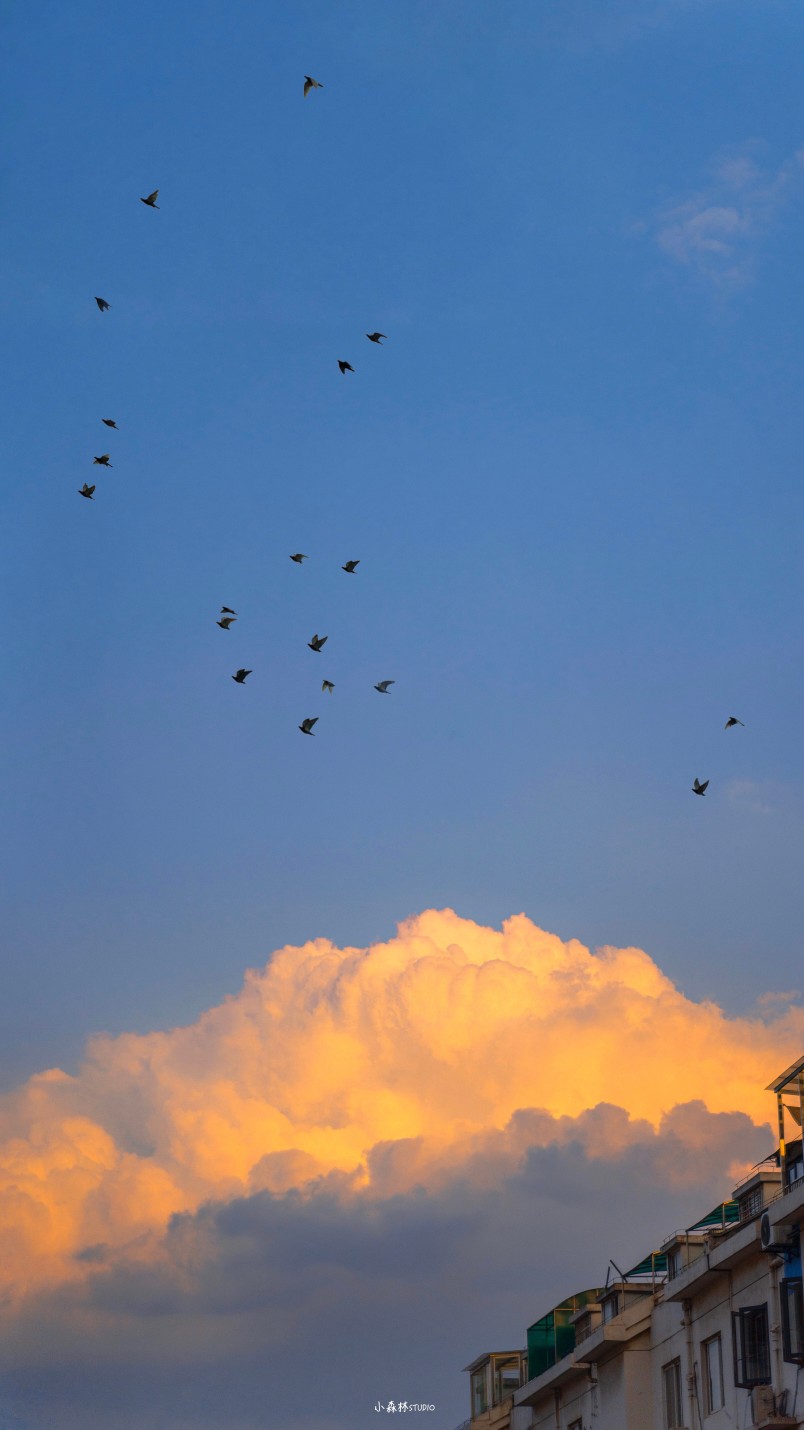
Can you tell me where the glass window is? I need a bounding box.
[732,1305,771,1387]
[737,1186,763,1221]
[601,1293,619,1323]
[663,1359,683,1429]
[471,1368,488,1417]
[781,1279,804,1364]
[492,1358,521,1403]
[667,1248,682,1280]
[702,1334,724,1414]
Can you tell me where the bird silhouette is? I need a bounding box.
[217,617,236,630]
[342,560,360,573]
[290,553,308,563]
[374,680,395,694]
[304,76,323,97]
[140,189,160,208]
[366,332,387,344]
[725,716,745,729]
[299,717,319,735]
[308,634,328,652]
[338,360,354,374]
[78,483,96,499]
[232,669,252,684]
[93,454,112,466]
[692,778,709,796]
[322,680,335,693]
[220,607,237,615]
[94,297,110,312]
[102,418,118,429]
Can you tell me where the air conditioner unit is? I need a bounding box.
[760,1211,798,1252]
[752,1384,776,1423]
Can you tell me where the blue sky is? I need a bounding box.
[2,0,804,1094]
[4,5,804,1429]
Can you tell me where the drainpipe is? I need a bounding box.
[768,1253,785,1396]
[683,1300,697,1430]
[553,1386,561,1430]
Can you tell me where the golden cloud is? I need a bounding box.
[1,909,801,1300]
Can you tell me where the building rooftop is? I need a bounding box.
[767,1053,804,1095]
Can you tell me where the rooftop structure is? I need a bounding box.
[457,1056,804,1430]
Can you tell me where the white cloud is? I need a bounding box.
[649,141,804,284]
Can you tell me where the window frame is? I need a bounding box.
[662,1357,683,1429]
[470,1367,489,1417]
[781,1278,804,1365]
[731,1304,771,1388]
[702,1333,724,1415]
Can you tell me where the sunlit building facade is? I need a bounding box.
[457,1055,804,1430]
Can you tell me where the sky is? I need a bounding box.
[1,0,804,1426]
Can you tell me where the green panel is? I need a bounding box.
[526,1289,603,1382]
[688,1200,739,1231]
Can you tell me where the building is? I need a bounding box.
[455,1351,531,1430]
[456,1054,804,1430]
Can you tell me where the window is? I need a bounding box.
[601,1293,619,1323]
[663,1359,683,1429]
[737,1185,763,1221]
[470,1368,488,1417]
[702,1335,724,1415]
[492,1359,521,1403]
[568,1420,583,1430]
[786,1150,804,1189]
[732,1305,771,1388]
[668,1248,682,1280]
[781,1279,804,1364]
[574,1312,593,1344]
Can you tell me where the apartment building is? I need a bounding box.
[456,1054,804,1430]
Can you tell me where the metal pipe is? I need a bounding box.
[683,1298,698,1430]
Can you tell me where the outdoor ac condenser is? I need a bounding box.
[760,1211,798,1252]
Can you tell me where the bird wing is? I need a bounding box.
[699,780,709,792]
[146,190,159,204]
[309,717,319,728]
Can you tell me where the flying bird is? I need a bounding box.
[290,553,308,564]
[342,560,360,573]
[93,454,112,466]
[366,332,387,344]
[338,360,354,374]
[374,680,395,694]
[725,716,745,729]
[308,634,328,652]
[232,668,252,684]
[102,418,118,429]
[94,297,110,312]
[692,778,709,797]
[322,680,335,693]
[78,483,95,499]
[299,717,319,735]
[304,76,323,97]
[217,616,236,630]
[220,607,237,615]
[140,189,160,208]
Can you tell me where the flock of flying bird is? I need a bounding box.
[78,75,744,778]
[79,84,395,738]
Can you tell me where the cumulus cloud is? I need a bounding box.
[0,1102,774,1430]
[2,908,802,1310]
[647,140,804,284]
